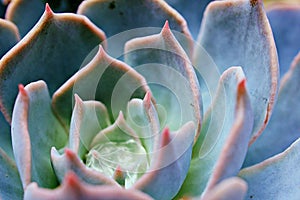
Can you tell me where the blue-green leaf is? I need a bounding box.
[125,22,201,139]
[244,53,300,166]
[77,0,193,56]
[267,4,300,76]
[11,81,67,188]
[24,171,153,200]
[201,177,248,200]
[52,46,150,131]
[133,122,195,199]
[0,5,106,123]
[176,67,253,198]
[0,148,23,200]
[0,18,20,58]
[240,137,300,199]
[69,94,111,159]
[196,0,278,143]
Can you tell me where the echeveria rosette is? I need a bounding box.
[1,0,300,199]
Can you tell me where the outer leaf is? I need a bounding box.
[5,0,84,37]
[0,5,106,122]
[164,0,213,38]
[5,0,44,37]
[239,137,300,199]
[125,21,201,139]
[0,18,20,57]
[196,0,278,143]
[77,0,193,56]
[0,148,23,200]
[200,177,248,200]
[24,171,153,200]
[177,67,253,198]
[11,81,67,189]
[267,4,300,76]
[244,53,300,166]
[69,94,111,158]
[0,111,13,159]
[133,122,195,199]
[51,148,118,186]
[52,46,150,130]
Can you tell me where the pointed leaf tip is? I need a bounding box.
[18,84,27,97]
[45,3,53,15]
[161,127,171,148]
[143,91,152,109]
[163,20,170,30]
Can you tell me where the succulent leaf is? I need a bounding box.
[244,53,300,166]
[201,177,248,200]
[52,46,150,130]
[196,0,278,143]
[6,0,85,37]
[24,171,153,200]
[11,81,67,189]
[164,0,213,38]
[0,5,106,122]
[267,4,300,76]
[0,112,13,159]
[77,0,193,56]
[239,137,300,199]
[5,0,44,37]
[177,67,253,198]
[51,148,119,186]
[125,21,201,139]
[126,92,160,156]
[0,148,23,200]
[133,122,195,199]
[69,94,111,158]
[0,18,20,58]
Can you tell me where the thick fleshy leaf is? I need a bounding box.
[11,81,67,189]
[52,46,150,130]
[51,148,118,186]
[24,171,153,200]
[200,177,248,200]
[267,4,300,76]
[133,122,195,199]
[125,21,201,139]
[176,67,253,198]
[5,0,84,37]
[126,92,160,156]
[0,111,13,159]
[5,0,44,37]
[69,94,111,158]
[244,53,300,166]
[0,5,106,122]
[0,148,23,200]
[0,1,6,18]
[77,0,193,56]
[0,18,20,57]
[239,137,300,199]
[164,0,212,38]
[196,0,278,143]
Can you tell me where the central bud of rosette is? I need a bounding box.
[86,139,149,188]
[73,92,159,188]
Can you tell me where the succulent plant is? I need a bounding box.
[0,0,299,199]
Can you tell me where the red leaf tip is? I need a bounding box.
[163,20,170,30]
[143,91,152,109]
[64,171,80,188]
[161,127,171,147]
[45,3,53,15]
[18,84,27,96]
